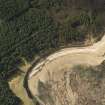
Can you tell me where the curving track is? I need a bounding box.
[28,34,105,105]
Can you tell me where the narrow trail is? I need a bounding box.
[28,34,105,104]
[29,35,105,78]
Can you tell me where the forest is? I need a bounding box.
[0,0,105,105]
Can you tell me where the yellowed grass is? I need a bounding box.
[9,73,34,105]
[9,58,34,105]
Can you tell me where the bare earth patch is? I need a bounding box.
[28,34,105,105]
[9,61,33,105]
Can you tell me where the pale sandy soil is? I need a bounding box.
[28,34,105,105]
[9,62,34,105]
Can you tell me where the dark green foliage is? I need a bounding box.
[0,0,30,21]
[0,0,105,105]
[0,6,59,104]
[0,8,58,62]
[31,0,65,9]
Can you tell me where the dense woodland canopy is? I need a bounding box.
[0,0,105,105]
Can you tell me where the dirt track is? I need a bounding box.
[28,34,105,105]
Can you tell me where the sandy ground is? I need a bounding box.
[28,34,105,99]
[9,62,34,105]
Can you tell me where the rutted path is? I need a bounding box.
[28,34,105,105]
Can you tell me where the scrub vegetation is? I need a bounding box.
[0,0,105,105]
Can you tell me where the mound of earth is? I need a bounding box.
[34,63,105,105]
[27,35,105,105]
